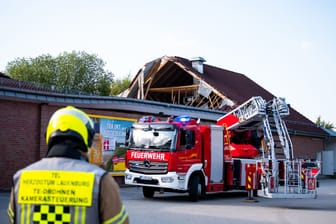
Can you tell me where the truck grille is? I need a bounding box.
[129,160,168,174]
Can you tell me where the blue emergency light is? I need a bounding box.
[174,115,191,123]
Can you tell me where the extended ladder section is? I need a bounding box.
[261,98,318,198]
[263,97,293,160]
[217,96,319,198]
[217,96,267,131]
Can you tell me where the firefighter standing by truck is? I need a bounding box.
[7,106,129,224]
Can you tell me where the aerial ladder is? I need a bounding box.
[217,96,320,198]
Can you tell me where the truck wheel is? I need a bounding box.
[189,175,202,202]
[143,186,155,198]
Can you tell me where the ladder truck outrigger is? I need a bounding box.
[124,96,320,201]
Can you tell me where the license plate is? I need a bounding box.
[140,175,152,180]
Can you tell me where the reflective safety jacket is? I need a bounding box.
[12,157,109,224]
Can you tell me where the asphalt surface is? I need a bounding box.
[1,177,336,223]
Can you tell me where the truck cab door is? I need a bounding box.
[174,127,201,173]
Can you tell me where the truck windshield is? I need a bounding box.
[130,123,177,151]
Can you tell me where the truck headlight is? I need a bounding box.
[177,174,186,181]
[125,174,132,180]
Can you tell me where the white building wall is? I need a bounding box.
[324,137,336,175]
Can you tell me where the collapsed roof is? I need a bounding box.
[125,55,326,137]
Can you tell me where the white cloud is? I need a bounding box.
[300,41,313,50]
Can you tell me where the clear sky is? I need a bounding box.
[1,0,335,124]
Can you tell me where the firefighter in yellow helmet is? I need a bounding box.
[8,106,129,224]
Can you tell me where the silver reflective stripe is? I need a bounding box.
[20,204,25,224]
[7,203,14,223]
[19,204,32,224]
[74,206,86,224]
[102,205,128,224]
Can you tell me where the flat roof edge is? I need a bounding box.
[0,86,225,121]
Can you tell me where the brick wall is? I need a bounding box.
[291,135,324,159]
[0,100,40,190]
[0,100,141,190]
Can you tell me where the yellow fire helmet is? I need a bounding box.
[46,106,95,151]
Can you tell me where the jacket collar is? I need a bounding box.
[47,143,84,160]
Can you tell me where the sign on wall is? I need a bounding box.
[89,114,136,176]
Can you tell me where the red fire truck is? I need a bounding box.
[124,96,320,201]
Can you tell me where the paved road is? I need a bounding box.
[1,178,336,223]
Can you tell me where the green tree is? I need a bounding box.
[6,51,114,96]
[110,74,132,96]
[316,116,335,130]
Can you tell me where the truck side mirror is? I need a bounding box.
[125,127,130,146]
